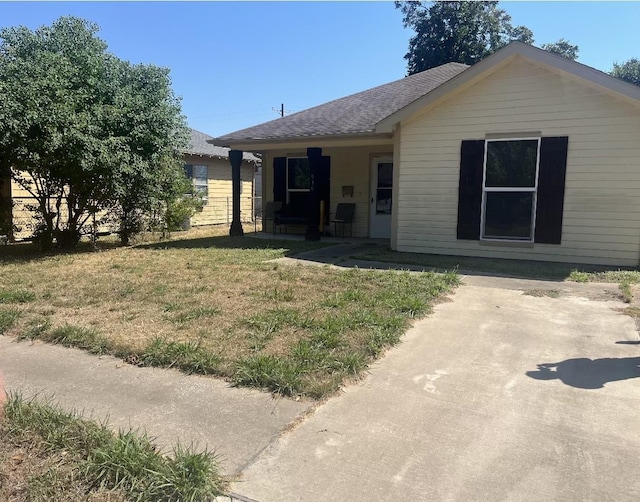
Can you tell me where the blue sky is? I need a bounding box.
[1,2,638,136]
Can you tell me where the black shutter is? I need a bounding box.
[183,164,193,178]
[535,137,568,245]
[273,157,286,204]
[457,140,485,240]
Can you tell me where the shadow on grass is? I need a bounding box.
[0,234,329,263]
[135,234,329,256]
[0,240,122,264]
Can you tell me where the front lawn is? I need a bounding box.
[0,229,458,398]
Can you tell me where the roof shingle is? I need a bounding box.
[215,63,468,143]
[186,128,258,162]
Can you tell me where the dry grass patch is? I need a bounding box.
[0,228,458,398]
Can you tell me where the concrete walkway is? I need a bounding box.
[233,275,640,501]
[0,337,311,476]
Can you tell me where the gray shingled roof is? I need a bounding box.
[215,63,468,143]
[186,128,258,162]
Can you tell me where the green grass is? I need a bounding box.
[139,338,221,375]
[352,247,640,284]
[523,289,561,298]
[0,307,21,334]
[0,288,35,304]
[1,393,226,501]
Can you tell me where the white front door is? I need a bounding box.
[370,156,393,239]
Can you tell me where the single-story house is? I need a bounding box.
[0,128,260,240]
[212,42,640,267]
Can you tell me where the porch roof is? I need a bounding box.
[211,62,468,147]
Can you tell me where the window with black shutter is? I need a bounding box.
[456,136,568,244]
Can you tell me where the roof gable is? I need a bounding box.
[376,42,640,133]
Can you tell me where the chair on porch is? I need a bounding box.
[264,201,282,233]
[332,203,355,238]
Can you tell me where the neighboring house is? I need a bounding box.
[2,128,260,239]
[184,128,259,227]
[213,42,640,266]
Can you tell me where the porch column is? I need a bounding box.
[305,147,322,241]
[229,149,244,237]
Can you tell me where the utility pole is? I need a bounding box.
[272,103,286,117]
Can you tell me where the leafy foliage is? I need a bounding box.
[396,1,579,74]
[396,1,532,74]
[611,58,640,86]
[541,38,579,60]
[0,16,189,249]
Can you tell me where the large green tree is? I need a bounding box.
[610,58,640,86]
[396,1,533,74]
[0,16,189,248]
[396,1,579,74]
[541,38,579,61]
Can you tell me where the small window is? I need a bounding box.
[376,162,393,215]
[193,165,208,197]
[481,138,540,241]
[184,164,208,203]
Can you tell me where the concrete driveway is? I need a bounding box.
[234,275,640,502]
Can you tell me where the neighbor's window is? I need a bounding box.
[184,164,209,202]
[482,138,540,241]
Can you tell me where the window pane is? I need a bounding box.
[377,163,393,188]
[287,158,311,190]
[376,189,392,214]
[194,182,208,197]
[486,140,538,188]
[194,165,208,179]
[484,192,534,240]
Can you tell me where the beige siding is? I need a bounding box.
[10,177,38,238]
[185,154,255,226]
[397,56,640,266]
[262,145,392,237]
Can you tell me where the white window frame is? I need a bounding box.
[480,137,541,242]
[286,156,311,203]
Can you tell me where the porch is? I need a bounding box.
[258,144,396,240]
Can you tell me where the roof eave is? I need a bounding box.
[375,42,640,134]
[208,132,393,151]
